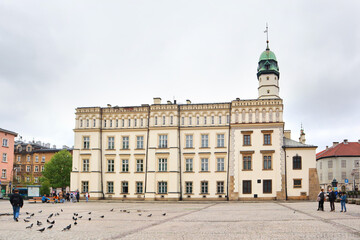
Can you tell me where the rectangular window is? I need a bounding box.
[243,180,252,194]
[27,156,30,162]
[116,119,119,127]
[201,134,209,148]
[217,181,224,194]
[341,160,346,168]
[35,156,39,162]
[1,169,6,179]
[263,156,272,170]
[122,159,129,172]
[243,156,252,170]
[2,138,8,147]
[320,162,322,169]
[243,135,251,146]
[82,181,89,193]
[41,156,45,163]
[226,114,230,124]
[204,116,207,125]
[136,182,143,194]
[41,166,44,172]
[293,179,302,188]
[158,158,167,172]
[2,153,7,162]
[219,116,222,124]
[217,134,225,147]
[26,177,30,182]
[87,119,89,127]
[34,166,39,172]
[136,159,143,172]
[104,119,107,128]
[137,136,144,149]
[122,119,125,127]
[185,159,193,172]
[185,182,193,194]
[80,119,83,127]
[155,116,158,125]
[122,181,129,193]
[211,116,214,124]
[170,116,173,125]
[293,155,302,170]
[83,136,90,149]
[110,120,113,127]
[181,117,184,125]
[264,134,271,145]
[186,135,193,148]
[141,118,143,127]
[159,135,168,148]
[83,159,89,172]
[34,177,39,183]
[162,116,166,125]
[128,119,131,127]
[107,181,114,193]
[328,160,333,168]
[17,156,21,162]
[122,136,129,149]
[108,137,115,149]
[197,116,199,125]
[93,119,96,127]
[217,158,225,171]
[328,172,333,180]
[107,159,115,172]
[263,180,272,193]
[201,158,209,171]
[158,182,167,194]
[201,181,208,194]
[26,165,31,172]
[189,116,192,125]
[341,172,346,180]
[134,118,137,127]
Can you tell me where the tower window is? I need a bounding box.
[267,77,269,80]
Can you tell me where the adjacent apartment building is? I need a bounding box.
[0,128,18,195]
[317,140,360,191]
[71,42,319,201]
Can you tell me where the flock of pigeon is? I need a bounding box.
[22,208,167,233]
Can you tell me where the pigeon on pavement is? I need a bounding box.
[47,225,53,229]
[37,228,45,232]
[26,224,33,229]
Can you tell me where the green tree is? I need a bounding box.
[42,150,72,189]
[40,178,51,196]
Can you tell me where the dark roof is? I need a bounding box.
[317,142,360,160]
[0,128,18,136]
[283,137,317,149]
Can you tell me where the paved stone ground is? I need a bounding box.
[0,200,359,240]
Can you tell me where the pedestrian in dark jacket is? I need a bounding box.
[329,188,336,211]
[76,190,80,203]
[317,189,325,211]
[9,189,23,221]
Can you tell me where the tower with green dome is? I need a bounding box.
[257,40,280,99]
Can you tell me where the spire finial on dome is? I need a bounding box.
[264,23,269,50]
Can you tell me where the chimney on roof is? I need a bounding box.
[186,99,191,104]
[344,139,348,144]
[333,142,339,147]
[236,98,240,101]
[167,100,172,104]
[107,104,111,108]
[284,130,291,139]
[326,146,328,150]
[153,97,161,104]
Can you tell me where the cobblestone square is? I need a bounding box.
[0,200,359,240]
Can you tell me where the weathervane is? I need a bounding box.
[264,23,269,50]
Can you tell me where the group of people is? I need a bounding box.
[317,188,347,212]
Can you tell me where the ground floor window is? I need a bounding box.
[217,181,224,194]
[263,180,272,193]
[201,181,208,194]
[158,181,167,194]
[122,181,128,193]
[107,181,114,193]
[293,179,302,188]
[82,181,89,193]
[243,180,251,194]
[136,182,143,194]
[185,181,193,194]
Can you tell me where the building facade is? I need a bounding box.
[71,43,319,201]
[316,140,360,191]
[13,141,72,188]
[0,128,18,195]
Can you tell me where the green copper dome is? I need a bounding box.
[257,45,279,79]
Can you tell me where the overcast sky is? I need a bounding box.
[1,1,359,152]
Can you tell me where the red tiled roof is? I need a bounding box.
[316,142,360,160]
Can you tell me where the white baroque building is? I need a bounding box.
[71,43,319,201]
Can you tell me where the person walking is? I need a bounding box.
[9,189,23,222]
[85,192,89,202]
[76,190,80,203]
[317,189,325,211]
[340,192,347,212]
[329,188,336,212]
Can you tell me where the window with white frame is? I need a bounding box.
[328,160,333,168]
[26,177,30,182]
[41,156,45,163]
[185,181,193,194]
[201,181,208,194]
[41,166,44,172]
[2,153,7,162]
[189,116,192,125]
[217,158,225,171]
[158,158,167,172]
[201,158,209,171]
[226,114,230,124]
[107,181,114,193]
[2,138,8,147]
[158,181,167,194]
[82,181,89,193]
[136,159,143,172]
[122,119,125,127]
[185,159,193,172]
[201,134,209,148]
[1,169,6,178]
[34,177,39,183]
[204,116,207,125]
[122,181,129,193]
[34,166,39,172]
[83,159,89,172]
[35,155,39,162]
[155,116,158,125]
[136,136,144,149]
[122,136,129,149]
[107,159,115,172]
[141,118,143,127]
[104,119,107,127]
[83,136,90,149]
[186,135,193,148]
[217,134,225,147]
[93,119,96,127]
[159,135,168,148]
[80,119,83,127]
[170,116,173,125]
[217,181,224,193]
[87,119,89,127]
[162,115,166,125]
[122,159,129,172]
[181,117,184,125]
[219,115,222,124]
[128,119,131,127]
[341,160,346,168]
[211,116,214,124]
[136,182,143,194]
[134,118,137,127]
[197,116,199,125]
[17,156,21,162]
[108,137,115,149]
[27,156,30,162]
[116,119,119,127]
[26,165,31,172]
[110,119,112,127]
